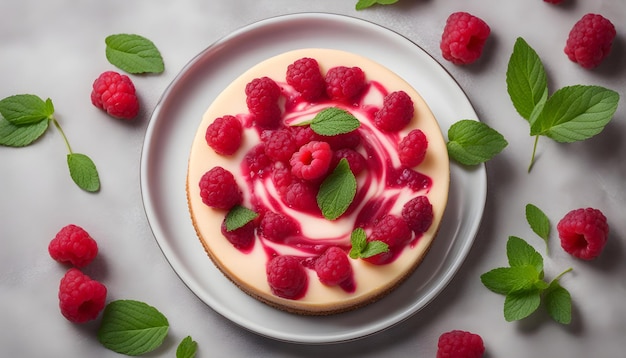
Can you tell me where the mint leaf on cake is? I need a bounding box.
[317,158,357,220]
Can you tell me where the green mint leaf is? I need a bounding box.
[310,107,360,136]
[176,336,198,358]
[317,158,357,220]
[446,119,508,166]
[0,94,53,125]
[360,240,389,258]
[506,37,548,122]
[544,281,572,324]
[507,236,543,273]
[525,203,550,253]
[504,289,541,321]
[480,265,541,295]
[349,228,368,259]
[355,0,399,10]
[98,300,169,356]
[530,85,619,142]
[105,33,165,74]
[67,153,100,192]
[0,117,49,147]
[225,205,258,231]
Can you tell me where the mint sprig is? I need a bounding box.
[317,158,357,220]
[0,94,100,192]
[506,37,620,172]
[348,228,389,259]
[176,336,198,358]
[225,205,258,231]
[446,119,508,166]
[525,203,550,254]
[105,33,165,74]
[481,236,573,323]
[98,300,170,356]
[298,107,361,136]
[355,0,399,10]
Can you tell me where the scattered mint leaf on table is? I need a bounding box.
[446,119,508,166]
[98,299,169,356]
[176,336,198,358]
[348,228,389,259]
[225,205,258,231]
[355,0,399,10]
[544,279,572,324]
[0,94,100,192]
[504,289,542,322]
[317,158,357,220]
[105,33,165,74]
[506,37,620,172]
[525,203,550,253]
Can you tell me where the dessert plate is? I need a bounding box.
[140,13,486,344]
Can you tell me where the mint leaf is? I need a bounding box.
[309,107,360,136]
[176,336,198,358]
[480,265,541,295]
[507,236,543,273]
[225,205,258,231]
[525,203,550,253]
[446,119,508,166]
[544,281,572,324]
[530,85,619,142]
[0,117,49,147]
[506,37,548,122]
[105,34,165,74]
[67,153,100,192]
[0,94,53,125]
[355,0,399,10]
[98,300,169,356]
[504,289,541,321]
[349,228,389,259]
[360,240,389,258]
[317,158,357,220]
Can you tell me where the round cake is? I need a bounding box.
[186,48,450,315]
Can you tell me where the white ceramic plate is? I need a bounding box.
[140,13,486,344]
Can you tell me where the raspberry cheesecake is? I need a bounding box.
[186,48,450,315]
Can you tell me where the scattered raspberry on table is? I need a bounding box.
[557,207,609,260]
[564,13,616,69]
[58,268,107,323]
[90,70,139,120]
[48,224,98,268]
[437,330,485,358]
[440,12,491,65]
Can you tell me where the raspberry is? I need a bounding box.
[243,143,272,178]
[325,66,366,103]
[90,71,139,120]
[48,224,98,268]
[262,128,298,162]
[221,218,256,252]
[402,195,434,234]
[557,207,609,260]
[266,255,308,299]
[315,246,352,286]
[440,12,491,65]
[332,148,367,175]
[325,130,362,150]
[388,167,432,192]
[205,115,243,155]
[437,330,485,358]
[564,14,616,69]
[198,166,242,209]
[286,57,326,102]
[259,211,300,243]
[290,125,322,147]
[245,77,282,129]
[374,91,414,132]
[290,141,333,181]
[398,129,428,167]
[58,268,107,323]
[364,215,412,265]
[283,180,319,213]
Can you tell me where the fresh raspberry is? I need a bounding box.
[325,130,362,150]
[290,141,333,181]
[283,180,319,213]
[364,215,412,265]
[557,207,609,260]
[286,57,326,102]
[325,66,366,103]
[242,143,272,178]
[221,218,255,252]
[398,129,428,167]
[48,224,98,268]
[564,14,616,69]
[315,246,352,286]
[437,330,485,358]
[205,115,243,155]
[245,77,282,129]
[402,195,434,234]
[90,71,139,120]
[58,268,107,323]
[290,125,322,147]
[374,91,414,132]
[198,166,242,209]
[259,211,300,242]
[262,128,298,162]
[331,148,367,175]
[266,255,308,299]
[440,12,491,65]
